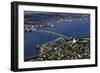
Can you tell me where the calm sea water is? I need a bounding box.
[24,19,90,59]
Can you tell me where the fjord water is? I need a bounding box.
[24,19,90,59]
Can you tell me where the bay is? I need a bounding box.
[24,19,90,59]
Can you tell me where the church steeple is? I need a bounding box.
[73,38,76,43]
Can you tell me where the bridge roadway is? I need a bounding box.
[36,30,68,38]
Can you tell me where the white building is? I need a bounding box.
[73,38,76,43]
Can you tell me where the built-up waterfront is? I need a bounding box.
[25,36,90,61]
[24,12,89,32]
[24,11,90,61]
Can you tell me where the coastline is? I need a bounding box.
[24,36,90,62]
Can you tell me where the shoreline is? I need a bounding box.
[24,36,90,61]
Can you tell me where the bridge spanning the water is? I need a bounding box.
[37,30,68,38]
